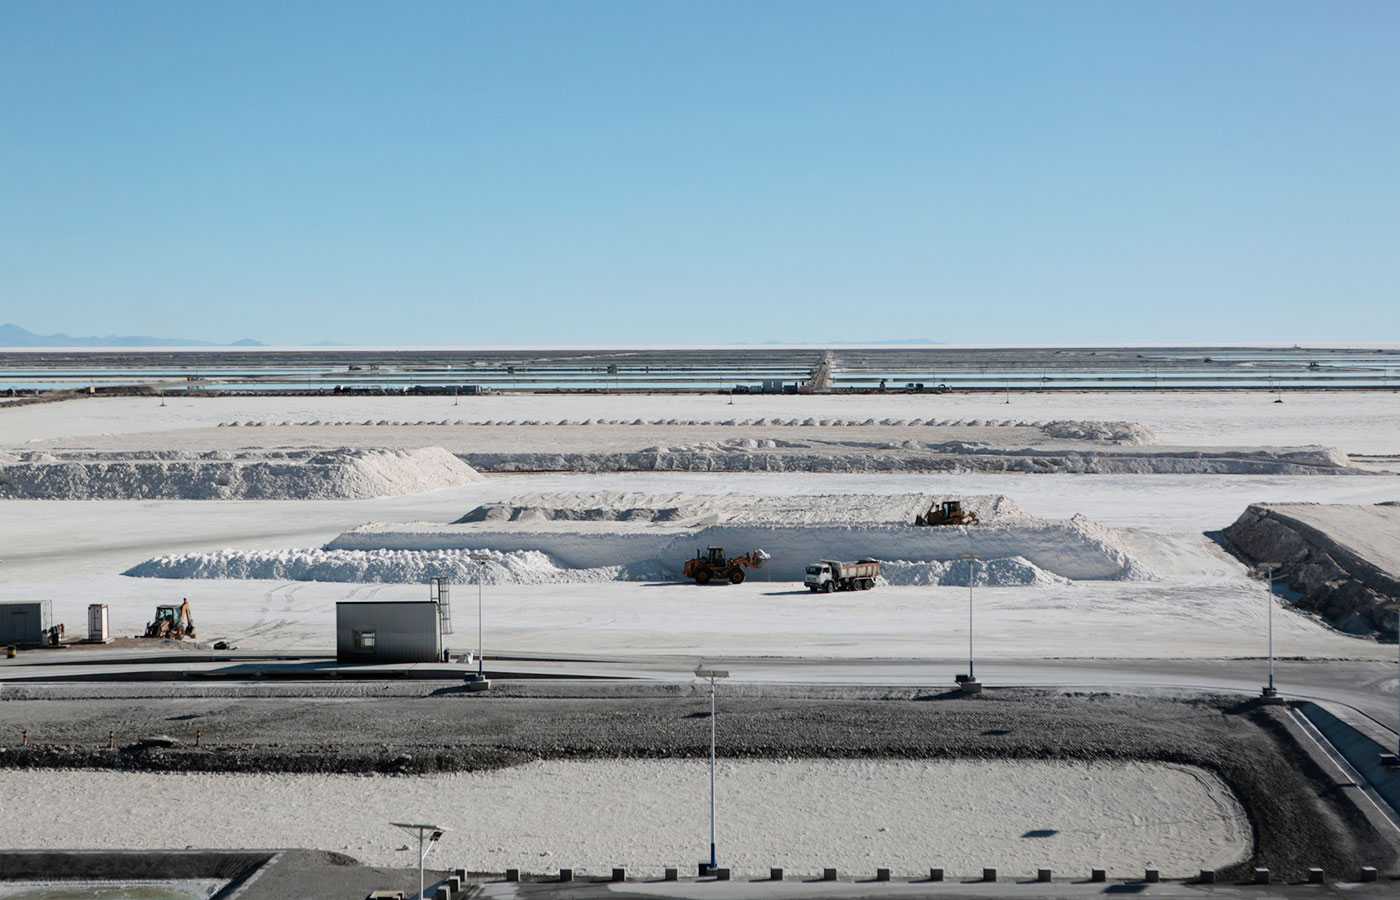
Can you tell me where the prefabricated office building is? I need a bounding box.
[1,600,53,646]
[336,598,447,664]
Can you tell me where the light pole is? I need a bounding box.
[695,666,729,873]
[957,553,981,692]
[391,822,446,900]
[468,553,492,679]
[1258,562,1282,702]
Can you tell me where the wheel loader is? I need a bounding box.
[683,546,768,585]
[144,599,196,639]
[914,499,979,526]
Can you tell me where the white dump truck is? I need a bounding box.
[804,558,880,592]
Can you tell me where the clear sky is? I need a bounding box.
[2,1,1396,346]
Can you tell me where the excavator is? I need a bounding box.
[683,546,769,585]
[144,599,196,640]
[914,499,979,526]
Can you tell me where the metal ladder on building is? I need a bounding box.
[430,577,452,634]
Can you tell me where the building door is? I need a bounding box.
[10,609,31,643]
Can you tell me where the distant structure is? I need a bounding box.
[336,599,442,664]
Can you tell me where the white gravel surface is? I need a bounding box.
[0,760,1249,878]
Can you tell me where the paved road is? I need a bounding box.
[4,650,1396,745]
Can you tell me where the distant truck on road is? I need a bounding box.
[804,559,880,592]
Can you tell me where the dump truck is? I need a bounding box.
[683,546,768,585]
[805,559,880,592]
[144,599,195,639]
[915,499,979,526]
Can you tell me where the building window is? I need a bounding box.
[353,630,377,653]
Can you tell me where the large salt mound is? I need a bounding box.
[454,492,1032,527]
[1041,420,1156,444]
[880,555,1071,587]
[328,516,1151,583]
[125,492,1151,584]
[124,547,661,584]
[0,447,484,500]
[123,547,1066,587]
[461,444,1359,475]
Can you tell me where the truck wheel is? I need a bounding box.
[860,579,872,590]
[728,568,745,584]
[823,581,834,593]
[695,568,711,585]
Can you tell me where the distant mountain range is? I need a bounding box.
[0,323,263,348]
[756,338,944,346]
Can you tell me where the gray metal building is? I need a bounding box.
[1,600,53,645]
[336,600,442,664]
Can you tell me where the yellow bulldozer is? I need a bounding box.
[683,546,768,585]
[144,599,196,640]
[915,499,979,526]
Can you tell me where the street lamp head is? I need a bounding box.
[695,668,730,679]
[391,822,449,834]
[959,553,981,561]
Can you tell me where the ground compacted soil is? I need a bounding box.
[0,685,1390,882]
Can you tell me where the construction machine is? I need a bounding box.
[683,546,768,585]
[915,500,979,526]
[144,599,195,639]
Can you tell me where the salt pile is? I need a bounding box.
[455,491,1031,527]
[1041,420,1156,443]
[220,416,1159,445]
[461,444,1357,476]
[880,555,1071,587]
[0,447,484,500]
[128,492,1152,585]
[125,547,665,584]
[124,547,1066,587]
[331,495,1155,581]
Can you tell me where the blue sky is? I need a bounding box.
[2,1,1396,346]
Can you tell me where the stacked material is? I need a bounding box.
[0,447,483,499]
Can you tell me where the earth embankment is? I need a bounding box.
[1223,503,1400,634]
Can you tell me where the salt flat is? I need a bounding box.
[7,390,1400,454]
[2,392,1397,661]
